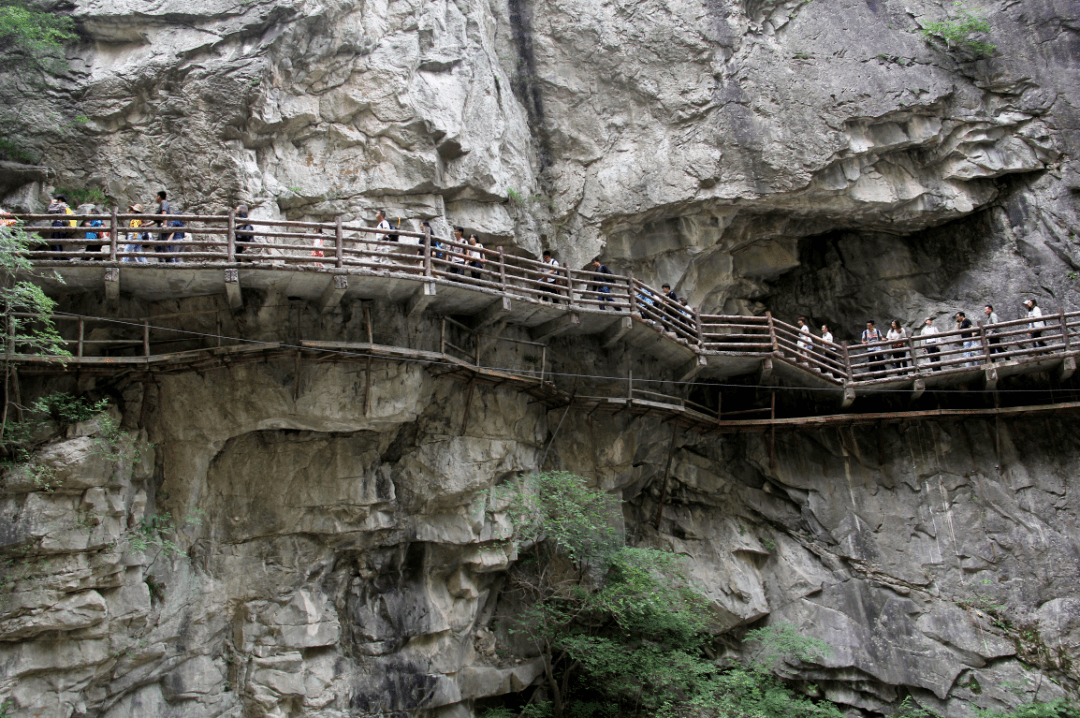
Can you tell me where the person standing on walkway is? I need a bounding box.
[820,324,833,344]
[369,210,392,265]
[123,204,149,262]
[797,317,812,363]
[467,233,485,281]
[920,318,940,369]
[447,226,467,278]
[589,258,619,310]
[235,204,253,261]
[154,191,171,261]
[860,320,884,376]
[956,312,976,366]
[984,304,1002,356]
[541,250,561,303]
[661,283,678,331]
[886,319,909,371]
[1024,298,1046,350]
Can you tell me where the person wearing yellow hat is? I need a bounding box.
[123,203,149,263]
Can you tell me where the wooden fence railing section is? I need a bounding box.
[8,211,1080,391]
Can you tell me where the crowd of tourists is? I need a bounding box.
[5,196,1062,372]
[796,299,1051,375]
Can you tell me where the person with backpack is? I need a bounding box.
[123,203,149,262]
[235,204,254,261]
[860,319,884,375]
[82,208,104,259]
[155,191,175,262]
[588,258,619,311]
[47,194,75,256]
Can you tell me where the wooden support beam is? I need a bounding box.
[1059,355,1076,381]
[679,355,707,383]
[531,312,579,342]
[363,355,372,415]
[757,356,774,384]
[600,315,633,349]
[224,268,242,310]
[473,296,512,330]
[318,275,348,314]
[461,376,477,434]
[407,281,436,317]
[104,267,120,307]
[652,424,680,529]
[841,384,856,408]
[911,378,926,401]
[983,366,999,391]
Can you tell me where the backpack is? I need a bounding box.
[387,222,399,242]
[48,203,65,227]
[169,207,185,239]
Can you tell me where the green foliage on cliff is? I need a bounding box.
[0,0,76,70]
[498,472,844,718]
[921,2,996,58]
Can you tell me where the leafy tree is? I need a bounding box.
[0,220,67,451]
[0,0,76,71]
[498,472,845,718]
[921,2,996,58]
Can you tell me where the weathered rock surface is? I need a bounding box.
[2,0,1080,715]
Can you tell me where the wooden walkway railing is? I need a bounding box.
[8,212,1080,395]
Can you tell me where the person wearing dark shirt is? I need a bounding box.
[588,258,619,311]
[956,311,975,366]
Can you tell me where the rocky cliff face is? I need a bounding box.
[1,300,1078,718]
[2,0,1080,716]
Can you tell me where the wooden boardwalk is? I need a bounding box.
[9,211,1080,410]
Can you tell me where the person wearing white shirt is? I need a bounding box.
[368,209,392,264]
[1024,298,1046,349]
[467,233,485,281]
[447,226,467,279]
[819,324,833,345]
[541,250,562,303]
[796,317,811,363]
[920,317,940,369]
[886,319,909,371]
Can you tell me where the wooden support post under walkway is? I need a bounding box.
[225,269,242,310]
[601,315,633,349]
[653,424,680,529]
[531,313,579,343]
[407,282,436,317]
[473,296,512,330]
[318,275,348,314]
[104,268,120,308]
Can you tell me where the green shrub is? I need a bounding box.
[922,2,996,58]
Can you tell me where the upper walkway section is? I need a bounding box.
[10,211,1080,405]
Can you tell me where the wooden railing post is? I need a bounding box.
[440,318,446,354]
[977,321,991,364]
[564,266,575,308]
[841,340,853,382]
[627,272,637,315]
[335,217,344,269]
[1059,309,1070,351]
[540,345,547,383]
[498,245,507,290]
[77,319,84,358]
[423,226,432,278]
[227,209,236,262]
[143,319,150,357]
[766,311,779,354]
[694,307,704,346]
[109,207,118,261]
[907,334,920,376]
